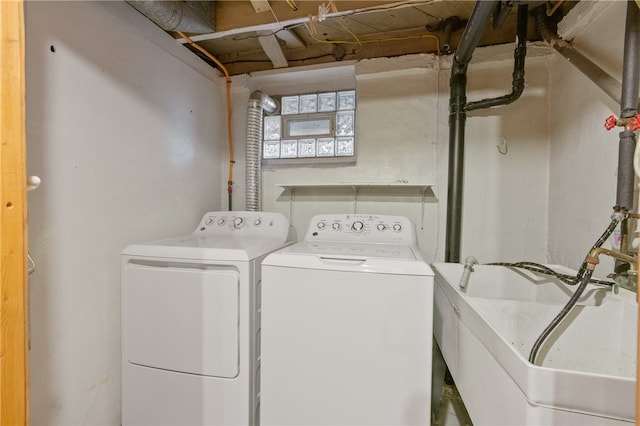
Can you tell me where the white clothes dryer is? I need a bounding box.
[121,211,290,426]
[260,214,434,426]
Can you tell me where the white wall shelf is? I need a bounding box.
[276,183,434,192]
[275,183,436,230]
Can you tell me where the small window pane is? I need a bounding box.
[264,115,281,140]
[281,140,298,158]
[299,94,318,113]
[318,92,336,112]
[317,138,335,157]
[298,139,316,157]
[336,137,354,156]
[263,141,280,159]
[336,111,354,136]
[281,96,299,115]
[337,90,356,110]
[287,116,331,137]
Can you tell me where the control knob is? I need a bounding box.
[376,224,386,231]
[217,218,226,226]
[392,224,402,232]
[332,222,341,230]
[233,217,244,229]
[352,221,364,232]
[205,218,214,226]
[317,221,326,229]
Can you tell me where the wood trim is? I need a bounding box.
[0,0,29,424]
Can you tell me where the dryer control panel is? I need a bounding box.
[304,214,417,245]
[194,211,289,239]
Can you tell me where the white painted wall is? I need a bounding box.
[22,1,636,424]
[461,48,550,264]
[229,48,551,264]
[26,2,225,424]
[548,1,636,277]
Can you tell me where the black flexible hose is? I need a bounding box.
[528,269,594,364]
[486,261,613,287]
[527,214,623,364]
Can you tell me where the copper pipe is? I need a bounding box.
[585,247,637,270]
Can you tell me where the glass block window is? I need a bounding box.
[263,90,356,161]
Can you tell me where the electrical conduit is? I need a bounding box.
[178,32,235,210]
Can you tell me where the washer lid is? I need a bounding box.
[264,241,433,276]
[280,241,417,260]
[122,235,290,261]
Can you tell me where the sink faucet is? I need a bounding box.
[585,247,637,294]
[459,256,478,292]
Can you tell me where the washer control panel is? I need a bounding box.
[194,211,289,238]
[305,214,417,244]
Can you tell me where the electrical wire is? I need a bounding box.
[305,19,440,55]
[335,18,363,52]
[360,33,441,56]
[178,32,235,211]
[305,21,363,53]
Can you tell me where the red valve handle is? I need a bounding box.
[628,115,640,131]
[605,115,617,130]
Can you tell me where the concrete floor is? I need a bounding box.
[432,383,473,426]
[431,339,473,426]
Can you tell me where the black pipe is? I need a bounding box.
[466,4,528,112]
[455,1,499,65]
[493,0,514,31]
[620,1,640,119]
[446,66,468,263]
[534,6,634,108]
[445,1,498,263]
[614,1,640,273]
[445,3,529,263]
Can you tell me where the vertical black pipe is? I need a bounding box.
[445,0,499,263]
[616,1,640,212]
[620,1,640,119]
[615,1,640,272]
[446,62,468,263]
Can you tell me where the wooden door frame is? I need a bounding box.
[0,0,28,424]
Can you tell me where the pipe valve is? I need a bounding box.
[604,114,640,131]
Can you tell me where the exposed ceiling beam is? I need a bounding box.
[276,28,305,49]
[250,0,272,13]
[257,31,289,68]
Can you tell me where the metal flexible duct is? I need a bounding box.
[246,91,278,212]
[127,1,214,33]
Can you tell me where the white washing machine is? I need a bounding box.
[121,211,290,426]
[260,214,434,425]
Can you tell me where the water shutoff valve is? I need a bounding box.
[604,114,640,131]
